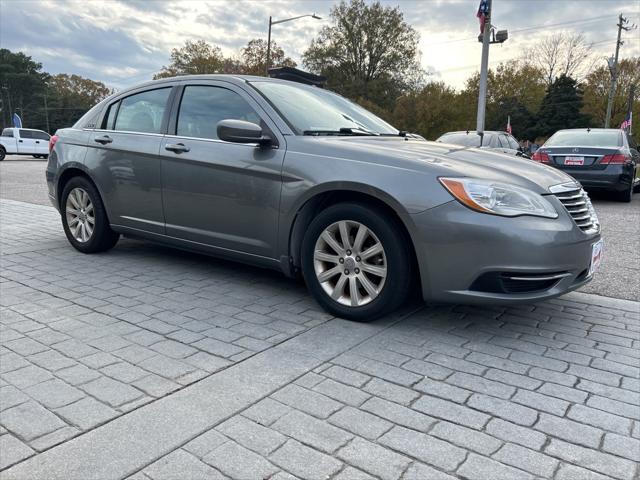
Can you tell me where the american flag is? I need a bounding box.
[477,0,490,33]
[620,111,632,131]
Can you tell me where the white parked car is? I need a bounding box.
[0,127,51,160]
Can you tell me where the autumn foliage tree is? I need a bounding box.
[303,0,425,110]
[240,39,296,76]
[154,40,226,79]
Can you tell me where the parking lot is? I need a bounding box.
[1,156,639,480]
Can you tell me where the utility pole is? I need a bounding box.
[476,0,492,139]
[604,13,633,128]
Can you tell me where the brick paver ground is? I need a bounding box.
[1,198,639,479]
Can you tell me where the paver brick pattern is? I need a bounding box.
[2,199,640,479]
[0,199,333,469]
[136,299,639,480]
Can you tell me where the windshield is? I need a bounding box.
[545,130,623,147]
[249,81,398,135]
[437,132,486,147]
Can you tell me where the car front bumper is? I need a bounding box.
[410,199,601,304]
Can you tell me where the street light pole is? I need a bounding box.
[476,0,492,138]
[266,16,273,77]
[265,13,321,76]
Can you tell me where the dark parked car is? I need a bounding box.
[531,128,639,202]
[47,75,602,320]
[436,130,529,158]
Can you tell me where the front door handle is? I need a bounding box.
[165,143,190,153]
[18,139,23,143]
[94,135,113,145]
[35,140,40,144]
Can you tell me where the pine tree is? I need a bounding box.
[534,75,591,138]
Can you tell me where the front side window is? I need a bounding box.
[506,135,519,150]
[176,86,261,140]
[1,128,13,137]
[250,81,398,135]
[114,88,171,134]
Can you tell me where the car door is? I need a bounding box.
[32,130,50,155]
[17,129,37,153]
[83,86,175,234]
[159,81,285,259]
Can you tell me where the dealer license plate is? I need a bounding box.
[589,239,604,276]
[564,156,584,166]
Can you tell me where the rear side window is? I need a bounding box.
[176,86,261,140]
[19,130,33,139]
[114,88,171,134]
[546,130,623,147]
[1,129,13,137]
[103,101,120,130]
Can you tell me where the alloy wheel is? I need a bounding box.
[65,187,95,243]
[313,220,387,307]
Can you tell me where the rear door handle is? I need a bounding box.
[94,135,113,145]
[18,139,23,143]
[165,143,190,153]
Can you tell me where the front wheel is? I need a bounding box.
[61,177,119,253]
[301,203,411,321]
[0,147,5,161]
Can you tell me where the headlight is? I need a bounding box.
[439,177,558,218]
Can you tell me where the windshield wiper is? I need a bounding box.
[303,127,378,136]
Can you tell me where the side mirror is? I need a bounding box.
[217,119,272,146]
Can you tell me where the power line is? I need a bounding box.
[423,15,619,47]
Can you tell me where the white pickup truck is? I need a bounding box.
[0,128,51,161]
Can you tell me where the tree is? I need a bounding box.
[535,75,591,138]
[302,0,425,109]
[392,82,471,139]
[525,33,595,86]
[582,57,639,136]
[46,74,112,132]
[240,39,296,76]
[154,40,225,79]
[0,49,47,129]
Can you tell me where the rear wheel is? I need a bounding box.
[617,182,633,203]
[0,147,5,161]
[301,203,411,321]
[61,177,119,253]
[32,155,41,159]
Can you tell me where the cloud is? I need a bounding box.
[1,0,638,91]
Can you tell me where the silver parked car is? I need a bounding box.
[47,75,602,321]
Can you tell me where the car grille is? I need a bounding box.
[553,186,600,234]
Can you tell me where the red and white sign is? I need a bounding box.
[564,156,584,166]
[589,239,603,276]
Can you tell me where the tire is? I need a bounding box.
[32,155,41,159]
[60,176,119,253]
[0,147,5,161]
[301,202,411,321]
[617,182,633,203]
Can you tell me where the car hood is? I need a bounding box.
[301,137,574,193]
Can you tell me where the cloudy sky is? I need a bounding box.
[1,0,639,90]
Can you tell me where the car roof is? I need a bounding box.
[441,131,507,135]
[115,74,302,96]
[554,128,623,133]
